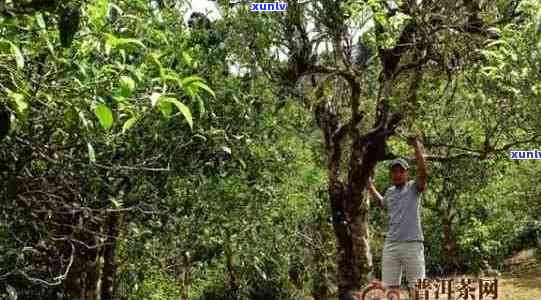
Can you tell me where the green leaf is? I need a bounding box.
[190,81,216,98]
[110,198,121,208]
[193,134,207,142]
[119,76,135,97]
[122,116,138,133]
[87,142,96,163]
[93,104,114,130]
[158,100,173,118]
[4,41,25,70]
[104,34,146,55]
[238,158,246,169]
[108,3,123,18]
[254,263,267,280]
[179,76,215,100]
[8,92,28,115]
[485,39,509,49]
[119,38,146,49]
[180,75,205,86]
[161,69,183,87]
[181,51,193,67]
[12,46,24,70]
[78,110,90,129]
[88,0,109,28]
[35,13,46,29]
[195,94,206,117]
[160,97,193,129]
[149,52,163,69]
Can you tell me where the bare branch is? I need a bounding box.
[1,242,75,286]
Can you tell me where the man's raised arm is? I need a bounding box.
[368,177,385,209]
[408,136,427,192]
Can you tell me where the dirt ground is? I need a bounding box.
[337,248,541,300]
[499,249,541,300]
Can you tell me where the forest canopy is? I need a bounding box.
[0,0,540,299]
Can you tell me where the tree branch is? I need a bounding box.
[1,242,75,286]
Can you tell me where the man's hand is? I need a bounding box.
[407,135,420,147]
[408,135,428,192]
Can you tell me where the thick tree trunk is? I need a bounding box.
[316,90,398,300]
[333,139,381,299]
[84,246,100,300]
[321,124,379,298]
[60,203,101,300]
[329,171,374,300]
[332,197,372,300]
[441,199,458,274]
[64,240,100,300]
[225,244,239,299]
[99,175,130,300]
[435,175,459,275]
[100,211,121,300]
[311,210,333,300]
[178,253,191,300]
[329,180,362,300]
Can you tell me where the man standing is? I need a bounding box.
[368,136,428,298]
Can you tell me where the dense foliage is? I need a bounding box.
[1,0,540,299]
